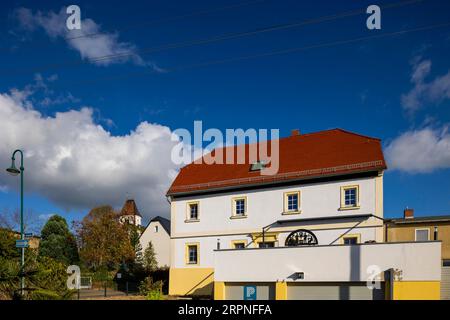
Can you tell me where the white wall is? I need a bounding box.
[140,221,170,268]
[172,176,377,236]
[172,226,378,268]
[214,242,442,282]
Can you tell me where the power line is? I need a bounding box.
[0,0,269,52]
[53,21,450,88]
[2,0,424,77]
[65,0,269,41]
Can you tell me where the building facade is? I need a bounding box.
[167,129,441,300]
[385,209,450,300]
[139,216,171,268]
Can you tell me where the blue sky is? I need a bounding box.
[0,0,449,231]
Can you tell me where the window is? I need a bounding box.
[283,191,301,214]
[185,243,199,265]
[342,234,360,245]
[186,202,199,222]
[232,241,247,249]
[415,228,430,241]
[258,242,275,248]
[235,199,246,216]
[340,185,360,209]
[231,197,247,218]
[250,160,266,171]
[154,225,159,233]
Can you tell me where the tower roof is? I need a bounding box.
[120,199,142,217]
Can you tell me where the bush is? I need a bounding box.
[146,290,162,300]
[138,276,163,296]
[30,289,62,300]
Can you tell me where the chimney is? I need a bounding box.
[291,129,300,136]
[404,208,414,219]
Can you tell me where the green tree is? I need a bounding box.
[142,241,157,272]
[77,206,134,271]
[39,215,79,265]
[0,228,19,259]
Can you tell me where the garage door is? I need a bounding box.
[442,266,450,300]
[287,282,385,300]
[225,283,275,300]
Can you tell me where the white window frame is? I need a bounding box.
[415,228,430,241]
[231,196,247,219]
[283,191,301,215]
[340,185,360,210]
[186,201,200,222]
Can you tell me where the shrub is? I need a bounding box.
[146,290,162,300]
[138,276,163,296]
[30,289,62,300]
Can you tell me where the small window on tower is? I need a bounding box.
[154,225,158,233]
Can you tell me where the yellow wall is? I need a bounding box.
[387,222,450,260]
[275,282,287,300]
[169,267,214,297]
[392,281,440,300]
[214,282,225,300]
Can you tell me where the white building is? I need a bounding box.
[139,216,171,268]
[166,129,441,300]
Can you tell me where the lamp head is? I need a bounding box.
[6,159,20,176]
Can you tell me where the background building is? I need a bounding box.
[385,208,450,300]
[119,199,142,227]
[139,216,171,268]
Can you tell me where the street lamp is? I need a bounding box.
[6,149,25,296]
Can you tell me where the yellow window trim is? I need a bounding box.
[415,228,430,241]
[185,242,200,266]
[231,196,247,218]
[340,185,360,210]
[341,233,361,244]
[186,201,200,222]
[231,239,248,249]
[252,232,278,248]
[283,191,301,214]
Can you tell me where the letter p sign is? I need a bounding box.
[244,285,257,300]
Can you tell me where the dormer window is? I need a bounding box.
[250,160,266,171]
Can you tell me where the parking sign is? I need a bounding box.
[244,285,257,300]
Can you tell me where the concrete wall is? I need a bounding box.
[214,241,442,283]
[140,221,170,268]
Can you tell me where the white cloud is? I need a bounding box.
[402,58,450,114]
[385,126,450,173]
[13,7,152,67]
[0,90,180,218]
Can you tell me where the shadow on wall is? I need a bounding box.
[339,245,361,299]
[185,272,215,298]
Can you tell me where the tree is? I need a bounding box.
[77,206,134,271]
[0,228,19,259]
[39,215,79,265]
[142,241,157,272]
[127,224,143,266]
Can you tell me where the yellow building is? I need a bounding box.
[385,208,450,300]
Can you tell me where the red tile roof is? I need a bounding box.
[167,129,386,195]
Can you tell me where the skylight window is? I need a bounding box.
[250,160,266,171]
